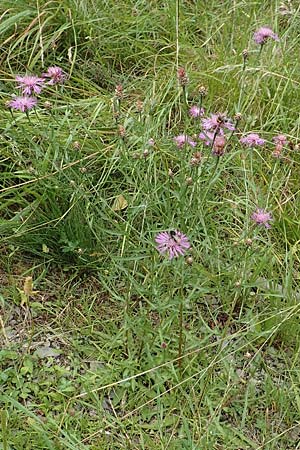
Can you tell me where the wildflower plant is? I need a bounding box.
[155,230,191,367]
[1,2,300,449]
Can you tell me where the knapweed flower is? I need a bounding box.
[189,105,204,118]
[8,96,37,112]
[212,135,226,156]
[199,129,224,146]
[42,66,65,85]
[174,134,197,148]
[251,208,272,228]
[155,230,190,259]
[273,134,287,146]
[202,113,235,132]
[253,27,279,45]
[15,75,44,95]
[240,133,265,147]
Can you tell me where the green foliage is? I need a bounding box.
[1,0,300,448]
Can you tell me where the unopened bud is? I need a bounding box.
[186,256,193,265]
[185,177,193,185]
[73,141,81,150]
[245,238,253,246]
[242,49,249,60]
[198,85,207,96]
[177,67,189,86]
[118,125,126,138]
[190,151,202,166]
[115,84,123,99]
[44,101,52,109]
[136,99,143,112]
[272,144,283,158]
[212,135,226,156]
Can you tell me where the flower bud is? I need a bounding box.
[186,256,193,265]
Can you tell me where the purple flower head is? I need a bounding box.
[155,230,191,259]
[251,208,272,228]
[174,134,197,149]
[199,129,224,146]
[15,75,44,95]
[42,66,66,85]
[202,113,235,132]
[240,133,265,147]
[189,105,204,118]
[273,134,287,146]
[8,96,37,112]
[253,27,279,45]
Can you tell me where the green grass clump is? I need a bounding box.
[1,0,300,448]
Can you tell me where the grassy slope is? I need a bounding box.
[1,0,300,448]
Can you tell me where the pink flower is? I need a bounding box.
[253,27,279,45]
[8,96,37,112]
[148,138,155,146]
[15,75,44,95]
[251,208,272,228]
[155,230,190,259]
[240,133,265,147]
[199,129,224,146]
[174,134,197,148]
[42,66,65,85]
[202,113,235,132]
[273,134,287,145]
[189,105,204,118]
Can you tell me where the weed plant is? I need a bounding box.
[1,1,300,449]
